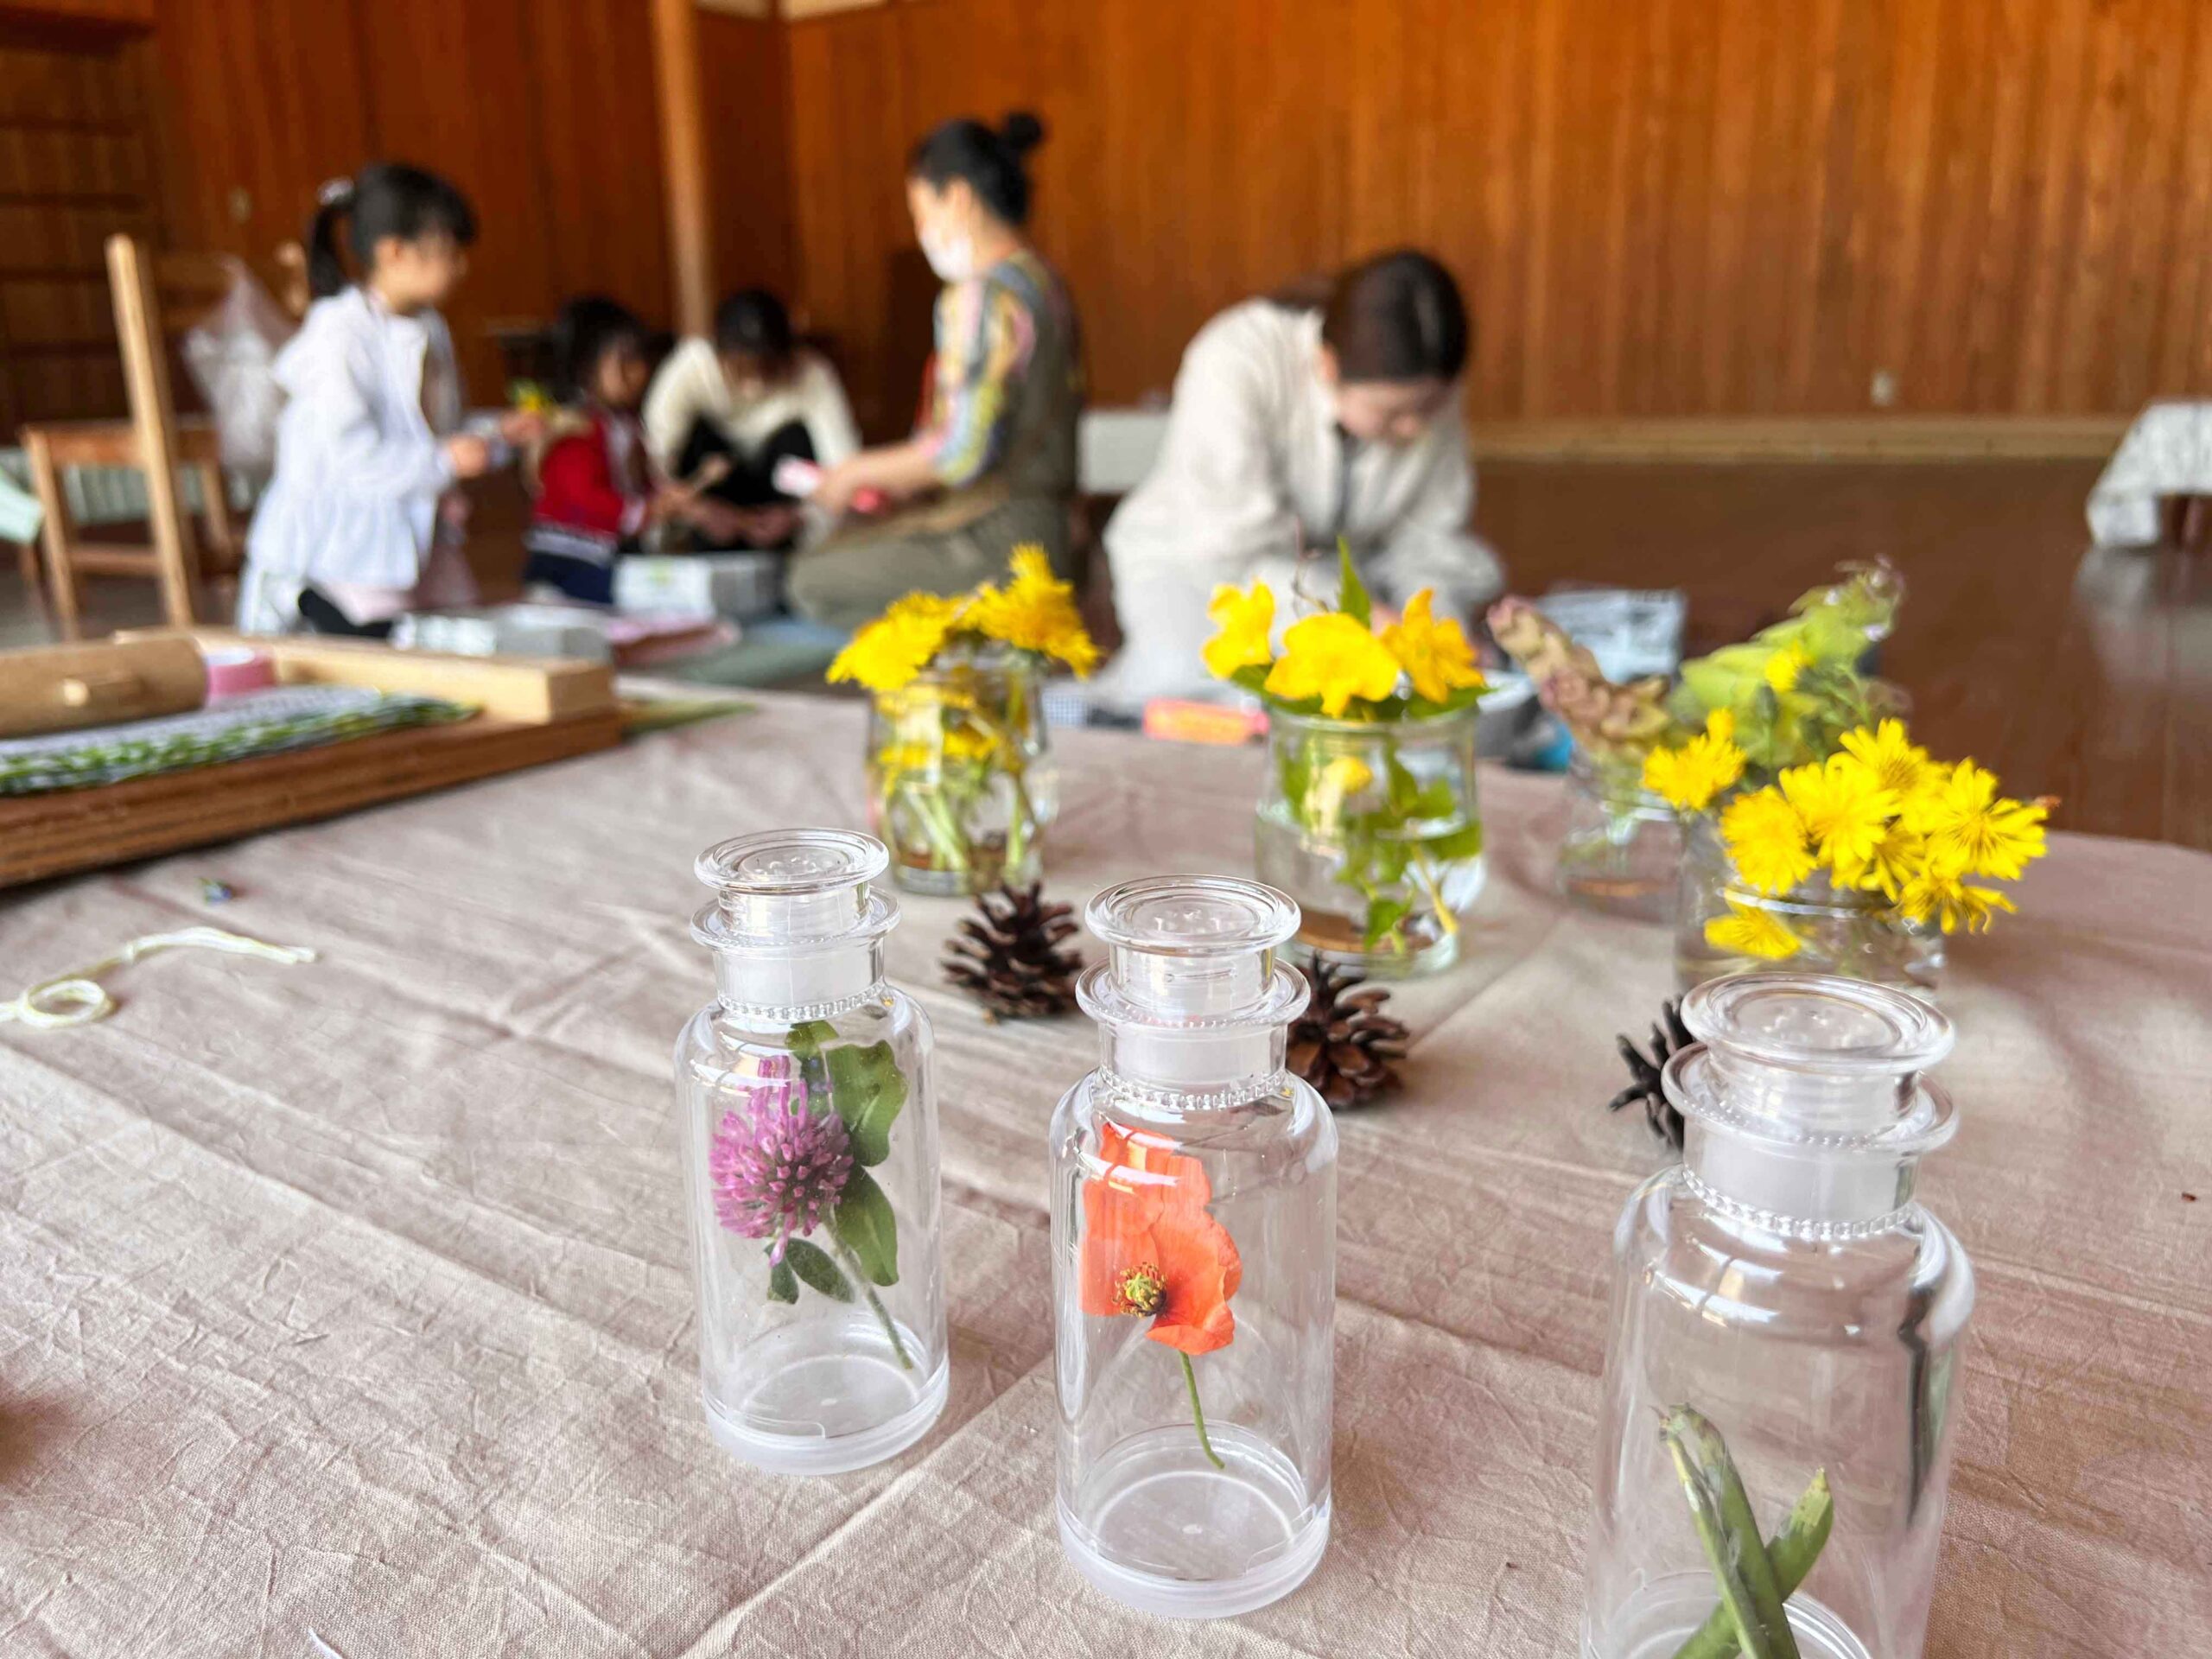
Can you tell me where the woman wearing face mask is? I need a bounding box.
[1094,250,1504,709]
[787,111,1083,632]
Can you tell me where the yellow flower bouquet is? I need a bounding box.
[1626,563,2050,988]
[830,547,1097,895]
[1206,548,1491,975]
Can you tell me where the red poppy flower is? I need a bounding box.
[1080,1122,1242,1355]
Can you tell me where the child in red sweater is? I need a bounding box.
[524,296,715,604]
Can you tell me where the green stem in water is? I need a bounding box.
[1671,1470,1833,1659]
[1179,1351,1224,1470]
[832,1236,913,1371]
[1409,847,1460,939]
[896,778,971,874]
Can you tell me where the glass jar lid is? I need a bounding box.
[690,829,899,956]
[1667,973,1957,1158]
[1078,875,1308,1030]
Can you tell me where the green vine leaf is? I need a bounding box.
[1425,822,1485,861]
[1336,540,1372,627]
[824,1040,906,1166]
[766,1256,798,1304]
[831,1166,899,1287]
[781,1237,855,1302]
[1363,895,1414,950]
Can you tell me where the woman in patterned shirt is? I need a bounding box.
[788,111,1083,632]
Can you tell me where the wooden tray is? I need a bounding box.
[0,632,621,888]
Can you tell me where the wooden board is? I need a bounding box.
[0,632,621,887]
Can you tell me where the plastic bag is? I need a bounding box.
[181,261,297,478]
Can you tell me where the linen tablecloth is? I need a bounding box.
[3,695,2207,1657]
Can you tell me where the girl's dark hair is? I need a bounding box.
[306,162,477,298]
[713,288,796,374]
[906,111,1046,227]
[552,295,648,401]
[1277,249,1471,384]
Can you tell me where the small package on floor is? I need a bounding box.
[613,552,782,621]
[393,605,729,666]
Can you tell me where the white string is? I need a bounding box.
[0,926,318,1031]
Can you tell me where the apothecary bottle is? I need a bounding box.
[1582,974,1975,1659]
[675,829,948,1474]
[1050,876,1337,1618]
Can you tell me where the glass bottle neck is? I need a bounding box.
[1096,1020,1289,1108]
[714,940,886,1025]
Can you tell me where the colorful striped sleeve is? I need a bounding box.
[923,270,1038,488]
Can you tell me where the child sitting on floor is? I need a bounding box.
[641,289,859,553]
[521,296,720,605]
[238,162,537,636]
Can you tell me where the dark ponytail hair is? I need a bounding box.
[1277,249,1471,385]
[305,162,479,299]
[713,288,796,376]
[906,111,1046,227]
[552,294,648,402]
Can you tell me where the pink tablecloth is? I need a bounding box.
[2,694,2207,1656]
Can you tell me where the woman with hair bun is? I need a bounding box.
[1096,250,1504,708]
[787,110,1084,631]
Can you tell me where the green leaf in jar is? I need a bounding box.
[830,1166,900,1287]
[780,1237,855,1303]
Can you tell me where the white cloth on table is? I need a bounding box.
[2086,398,2212,546]
[237,287,463,631]
[1097,301,1504,709]
[3,693,2204,1656]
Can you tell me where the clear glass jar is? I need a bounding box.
[675,829,948,1474]
[1675,814,1945,995]
[1559,749,1683,921]
[1254,705,1484,976]
[865,646,1058,897]
[1582,974,1975,1659]
[1050,876,1338,1618]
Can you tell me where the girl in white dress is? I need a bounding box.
[238,163,531,634]
[1098,250,1505,707]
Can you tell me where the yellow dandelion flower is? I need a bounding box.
[1897,865,2018,934]
[1777,753,1900,879]
[1915,760,2048,881]
[1837,719,1931,801]
[965,545,1099,676]
[1203,582,1276,681]
[1719,785,1818,894]
[1380,589,1485,704]
[1264,612,1404,717]
[1643,709,1748,813]
[1848,817,1927,901]
[829,591,962,693]
[1706,898,1804,961]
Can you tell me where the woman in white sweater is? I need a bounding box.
[641,289,859,552]
[1098,250,1504,706]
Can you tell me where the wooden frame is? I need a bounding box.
[18,238,249,639]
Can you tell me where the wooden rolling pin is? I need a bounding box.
[0,636,207,739]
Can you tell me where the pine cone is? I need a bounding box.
[1607,998,1694,1149]
[1289,962,1408,1109]
[942,882,1083,1020]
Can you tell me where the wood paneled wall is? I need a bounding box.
[149,0,682,398]
[0,25,158,425]
[782,0,2212,430]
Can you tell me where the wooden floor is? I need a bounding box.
[1482,459,2211,852]
[3,460,2206,849]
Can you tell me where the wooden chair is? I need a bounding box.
[19,237,252,639]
